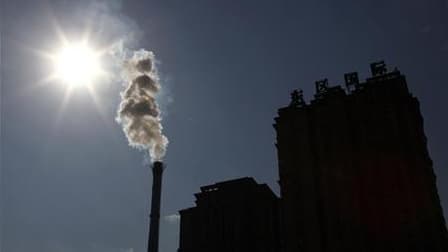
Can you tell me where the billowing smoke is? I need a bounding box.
[116,50,168,161]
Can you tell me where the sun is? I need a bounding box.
[53,42,103,87]
[28,28,114,127]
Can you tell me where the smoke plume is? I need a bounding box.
[116,50,168,161]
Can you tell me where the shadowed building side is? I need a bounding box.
[178,177,281,252]
[274,62,448,252]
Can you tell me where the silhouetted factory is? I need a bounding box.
[275,61,448,252]
[178,61,448,252]
[178,177,280,252]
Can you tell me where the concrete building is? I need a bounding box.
[274,61,448,252]
[178,177,281,252]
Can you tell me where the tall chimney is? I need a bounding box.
[148,161,164,252]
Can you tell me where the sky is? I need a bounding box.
[1,0,448,251]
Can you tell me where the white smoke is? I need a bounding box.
[116,50,168,161]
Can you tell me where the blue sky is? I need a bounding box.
[1,0,448,251]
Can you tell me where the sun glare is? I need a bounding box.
[53,43,103,87]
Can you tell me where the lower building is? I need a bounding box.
[178,177,281,252]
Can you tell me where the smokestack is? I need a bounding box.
[148,161,164,252]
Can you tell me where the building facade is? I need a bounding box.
[178,177,280,252]
[274,62,448,252]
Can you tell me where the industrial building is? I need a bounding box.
[177,177,281,252]
[274,61,448,252]
[177,61,448,252]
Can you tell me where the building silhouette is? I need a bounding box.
[274,61,448,252]
[177,177,281,252]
